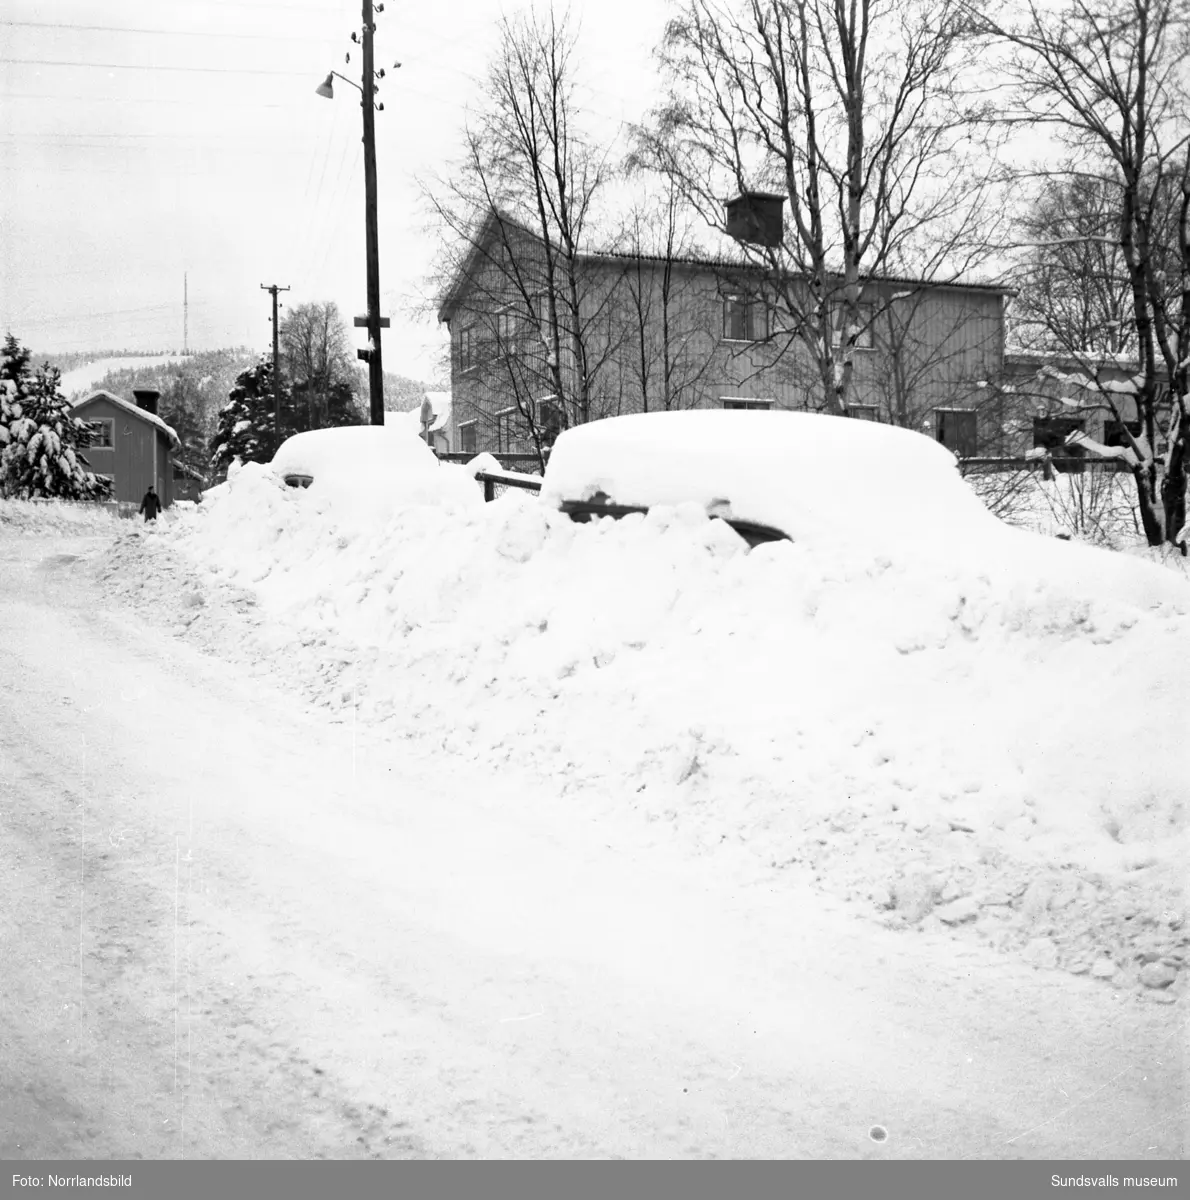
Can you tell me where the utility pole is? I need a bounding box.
[361,0,385,424]
[261,283,290,451]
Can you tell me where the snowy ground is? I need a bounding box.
[0,479,1186,1159]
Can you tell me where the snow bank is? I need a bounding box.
[95,417,1190,993]
[0,498,124,535]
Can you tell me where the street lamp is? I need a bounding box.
[315,0,394,426]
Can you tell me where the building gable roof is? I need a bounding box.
[437,209,543,325]
[73,389,182,451]
[437,206,1013,323]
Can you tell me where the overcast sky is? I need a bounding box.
[0,0,672,379]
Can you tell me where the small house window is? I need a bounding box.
[936,409,978,457]
[89,418,114,448]
[723,293,768,342]
[849,405,879,421]
[720,397,773,410]
[459,421,477,455]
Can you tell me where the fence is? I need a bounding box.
[958,454,1131,479]
[436,452,546,502]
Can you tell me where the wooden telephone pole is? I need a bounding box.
[360,0,385,425]
[261,283,290,451]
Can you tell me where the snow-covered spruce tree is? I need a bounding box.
[208,358,280,480]
[0,334,112,501]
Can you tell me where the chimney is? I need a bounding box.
[725,192,785,248]
[132,387,161,416]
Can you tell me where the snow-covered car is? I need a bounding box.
[539,409,999,550]
[270,424,480,512]
[539,408,1188,619]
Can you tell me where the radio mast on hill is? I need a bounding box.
[183,272,189,356]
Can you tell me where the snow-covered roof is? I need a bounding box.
[397,392,451,436]
[1004,347,1144,371]
[73,389,182,452]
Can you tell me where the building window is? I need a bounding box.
[849,405,879,421]
[496,310,520,357]
[459,421,477,455]
[1033,415,1086,473]
[459,325,476,372]
[935,408,978,457]
[88,418,114,448]
[496,407,519,454]
[720,397,773,410]
[536,397,564,444]
[830,304,874,349]
[723,293,768,342]
[1103,418,1142,448]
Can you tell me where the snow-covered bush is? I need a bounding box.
[0,334,112,502]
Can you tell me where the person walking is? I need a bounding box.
[138,485,162,522]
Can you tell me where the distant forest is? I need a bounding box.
[41,347,442,481]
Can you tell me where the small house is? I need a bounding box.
[402,391,452,453]
[71,387,182,507]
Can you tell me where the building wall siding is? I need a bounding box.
[445,232,1011,459]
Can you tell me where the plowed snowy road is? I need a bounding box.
[0,532,1183,1159]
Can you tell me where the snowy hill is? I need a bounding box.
[59,355,186,399]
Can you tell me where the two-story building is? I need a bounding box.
[437,198,1018,464]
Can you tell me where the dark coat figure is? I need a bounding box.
[139,487,162,521]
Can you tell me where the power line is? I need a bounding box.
[1,91,291,108]
[0,57,316,77]
[152,0,335,11]
[0,20,322,42]
[0,131,313,141]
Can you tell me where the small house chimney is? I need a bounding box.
[132,387,161,416]
[725,192,786,248]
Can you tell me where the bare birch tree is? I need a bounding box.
[614,169,721,412]
[975,0,1190,548]
[1011,174,1138,357]
[642,0,1009,415]
[429,8,620,463]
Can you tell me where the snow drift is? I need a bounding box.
[92,416,1190,991]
